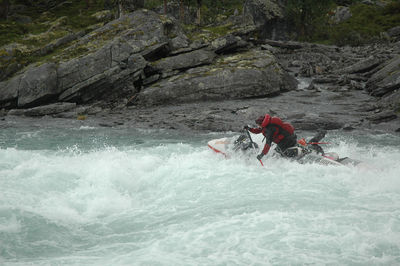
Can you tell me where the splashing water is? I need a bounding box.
[1,127,400,265]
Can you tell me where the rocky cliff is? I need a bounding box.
[0,4,399,133]
[0,9,297,112]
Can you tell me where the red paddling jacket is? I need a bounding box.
[249,114,297,156]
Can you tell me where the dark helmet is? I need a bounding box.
[255,114,271,127]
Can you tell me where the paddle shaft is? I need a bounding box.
[245,129,264,166]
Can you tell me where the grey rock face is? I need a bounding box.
[211,35,248,54]
[367,55,400,96]
[0,75,20,109]
[0,10,169,109]
[152,49,217,72]
[331,6,352,24]
[136,49,297,106]
[243,0,287,40]
[338,56,382,74]
[18,63,58,108]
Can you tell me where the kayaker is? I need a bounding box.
[244,114,298,161]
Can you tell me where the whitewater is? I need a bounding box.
[1,126,400,265]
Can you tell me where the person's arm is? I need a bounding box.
[257,127,274,160]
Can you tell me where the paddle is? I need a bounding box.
[245,128,264,166]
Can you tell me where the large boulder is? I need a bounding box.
[136,49,297,106]
[0,10,178,109]
[0,63,59,108]
[18,63,58,107]
[243,0,287,40]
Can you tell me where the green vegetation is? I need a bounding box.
[327,1,400,45]
[0,0,113,80]
[286,0,334,40]
[0,0,106,47]
[1,0,399,79]
[286,0,400,45]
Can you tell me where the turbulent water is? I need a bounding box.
[1,126,400,265]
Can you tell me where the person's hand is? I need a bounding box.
[243,125,250,130]
[256,153,264,160]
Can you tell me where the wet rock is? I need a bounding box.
[8,102,77,117]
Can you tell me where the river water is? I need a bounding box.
[1,126,400,265]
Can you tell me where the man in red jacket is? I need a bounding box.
[244,114,297,161]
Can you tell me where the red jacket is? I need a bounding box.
[249,117,296,156]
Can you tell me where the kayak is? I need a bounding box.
[208,131,365,168]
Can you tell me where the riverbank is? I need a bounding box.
[1,8,399,135]
[2,77,399,135]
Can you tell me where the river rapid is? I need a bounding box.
[1,126,400,265]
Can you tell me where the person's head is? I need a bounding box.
[255,114,271,127]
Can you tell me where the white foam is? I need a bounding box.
[1,132,400,265]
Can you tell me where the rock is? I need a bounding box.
[170,35,190,51]
[91,10,113,22]
[0,108,6,117]
[260,44,279,53]
[331,6,352,24]
[367,55,400,96]
[378,89,400,109]
[211,35,248,54]
[7,109,25,116]
[367,111,397,123]
[23,102,77,117]
[243,0,287,40]
[387,26,400,39]
[152,49,216,72]
[0,75,20,109]
[337,56,382,74]
[141,42,171,61]
[47,16,68,32]
[0,43,29,81]
[57,46,112,101]
[2,10,178,109]
[136,49,297,106]
[263,39,303,50]
[18,63,59,107]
